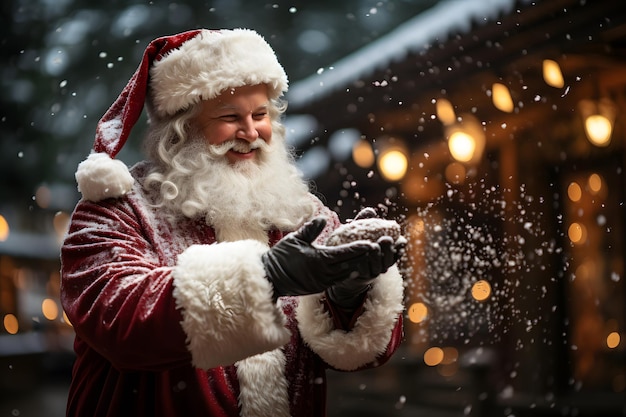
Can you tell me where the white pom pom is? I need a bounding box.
[75,152,135,202]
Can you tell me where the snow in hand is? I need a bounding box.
[326,217,403,246]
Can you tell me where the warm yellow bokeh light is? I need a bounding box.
[542,59,564,88]
[445,162,466,184]
[579,98,615,147]
[424,347,444,366]
[471,280,492,301]
[352,139,375,168]
[62,310,73,327]
[568,222,587,244]
[436,98,456,125]
[588,173,603,194]
[567,182,582,202]
[492,82,514,113]
[378,149,408,181]
[53,211,71,239]
[448,131,476,163]
[4,314,19,334]
[607,332,620,349]
[441,347,459,365]
[42,298,59,321]
[408,302,428,323]
[585,114,612,147]
[0,215,9,242]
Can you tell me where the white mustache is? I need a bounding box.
[208,139,270,156]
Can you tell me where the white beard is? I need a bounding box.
[150,135,316,244]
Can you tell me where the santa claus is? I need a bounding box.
[61,28,405,417]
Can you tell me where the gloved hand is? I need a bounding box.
[262,218,388,299]
[326,236,403,308]
[326,207,405,309]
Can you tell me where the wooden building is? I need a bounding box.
[286,0,626,415]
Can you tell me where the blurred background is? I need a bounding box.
[1,0,626,416]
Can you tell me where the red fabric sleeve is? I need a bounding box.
[61,198,191,371]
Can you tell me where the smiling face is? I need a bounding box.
[143,81,317,238]
[192,84,273,165]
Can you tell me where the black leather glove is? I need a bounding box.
[326,236,402,308]
[262,218,386,299]
[326,207,405,309]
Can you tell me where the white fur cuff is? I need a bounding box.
[172,240,290,369]
[296,265,404,371]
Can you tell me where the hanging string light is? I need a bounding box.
[445,114,485,165]
[491,82,514,113]
[578,97,616,147]
[542,59,565,88]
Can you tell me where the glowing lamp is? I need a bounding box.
[424,347,444,366]
[471,280,492,302]
[579,98,615,147]
[352,139,375,168]
[0,215,9,241]
[607,332,620,349]
[448,131,476,162]
[435,98,456,125]
[408,302,428,323]
[492,82,514,113]
[42,298,59,321]
[542,59,564,88]
[585,115,612,146]
[375,137,408,182]
[445,114,485,164]
[3,314,18,334]
[378,149,408,181]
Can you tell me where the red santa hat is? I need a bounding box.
[75,28,289,202]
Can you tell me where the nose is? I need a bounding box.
[237,115,259,142]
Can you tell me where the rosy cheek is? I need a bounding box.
[261,124,273,142]
[205,126,233,146]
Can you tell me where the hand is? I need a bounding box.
[326,235,403,308]
[262,218,387,299]
[326,208,406,308]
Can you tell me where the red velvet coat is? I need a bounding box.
[61,162,404,417]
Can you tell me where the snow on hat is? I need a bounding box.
[75,28,289,202]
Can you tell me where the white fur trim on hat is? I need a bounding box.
[150,28,289,117]
[75,152,135,202]
[172,240,290,369]
[296,265,404,371]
